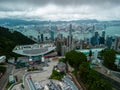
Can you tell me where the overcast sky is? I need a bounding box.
[0,0,120,21]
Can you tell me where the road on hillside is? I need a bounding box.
[0,64,13,90]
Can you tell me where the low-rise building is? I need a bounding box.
[9,74,15,84]
[57,62,66,73]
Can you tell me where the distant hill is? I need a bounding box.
[0,18,49,25]
[0,18,99,26]
[0,26,35,59]
[1,18,120,26]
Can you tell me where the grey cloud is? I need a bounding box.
[0,0,120,11]
[0,0,120,20]
[0,0,120,7]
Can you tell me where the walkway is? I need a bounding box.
[94,59,120,83]
[68,73,85,90]
[94,59,120,90]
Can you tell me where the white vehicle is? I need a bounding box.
[0,56,6,63]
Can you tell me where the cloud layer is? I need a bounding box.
[0,0,120,20]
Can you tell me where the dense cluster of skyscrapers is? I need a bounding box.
[56,24,74,56]
[90,30,105,47]
[34,23,120,56]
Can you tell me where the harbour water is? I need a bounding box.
[21,26,120,39]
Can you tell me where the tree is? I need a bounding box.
[89,50,92,61]
[21,84,24,89]
[78,62,90,82]
[100,49,116,70]
[64,50,113,90]
[89,79,112,90]
[65,50,87,70]
[78,62,112,90]
[59,58,66,63]
[0,66,6,74]
[50,69,65,80]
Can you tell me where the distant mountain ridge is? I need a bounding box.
[0,18,100,25]
[0,18,45,25]
[1,18,120,26]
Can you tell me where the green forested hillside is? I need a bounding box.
[0,26,35,59]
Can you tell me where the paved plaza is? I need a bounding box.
[11,58,58,90]
[27,59,58,82]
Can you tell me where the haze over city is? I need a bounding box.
[0,0,120,20]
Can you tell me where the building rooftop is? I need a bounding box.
[57,62,66,72]
[76,48,104,54]
[13,43,56,56]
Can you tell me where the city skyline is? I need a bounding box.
[0,0,120,21]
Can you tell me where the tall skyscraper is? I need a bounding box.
[113,35,120,52]
[49,20,54,42]
[91,31,99,46]
[61,45,66,56]
[99,30,105,45]
[102,30,105,38]
[92,25,95,36]
[37,35,40,43]
[57,33,63,39]
[106,36,113,49]
[67,36,71,47]
[41,34,44,42]
[68,24,73,50]
[104,24,107,30]
[95,31,99,37]
[69,24,72,36]
[56,39,65,56]
[50,30,54,41]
